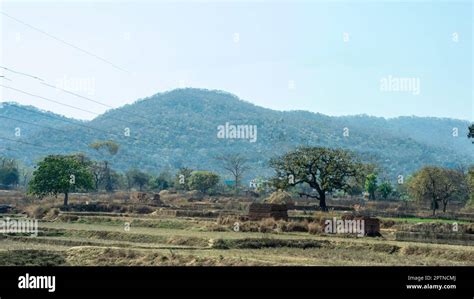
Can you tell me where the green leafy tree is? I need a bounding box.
[378,181,393,200]
[151,171,173,191]
[126,169,150,191]
[365,173,378,200]
[0,157,19,189]
[408,166,464,215]
[346,163,378,196]
[269,146,360,211]
[175,167,193,191]
[29,155,93,206]
[187,171,219,193]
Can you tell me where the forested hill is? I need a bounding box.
[0,88,472,181]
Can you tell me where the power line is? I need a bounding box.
[0,114,69,133]
[3,103,111,135]
[0,76,12,82]
[0,136,51,149]
[41,81,114,110]
[1,85,162,146]
[0,11,129,73]
[0,114,142,167]
[1,83,148,130]
[40,82,161,127]
[0,113,157,170]
[0,113,103,153]
[1,66,164,131]
[0,66,43,81]
[2,84,103,117]
[1,105,147,158]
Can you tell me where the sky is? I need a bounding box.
[0,0,472,121]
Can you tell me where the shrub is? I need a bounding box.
[187,171,219,193]
[24,205,51,219]
[260,218,277,230]
[286,220,308,232]
[275,220,288,232]
[308,222,322,234]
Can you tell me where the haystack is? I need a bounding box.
[248,190,291,221]
[264,190,293,204]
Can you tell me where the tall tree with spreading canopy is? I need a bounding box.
[408,166,464,215]
[29,155,93,206]
[269,147,360,211]
[126,169,150,191]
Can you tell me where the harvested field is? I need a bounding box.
[1,193,473,266]
[1,211,473,266]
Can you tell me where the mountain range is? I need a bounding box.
[0,88,472,182]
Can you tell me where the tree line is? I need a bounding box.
[2,141,473,214]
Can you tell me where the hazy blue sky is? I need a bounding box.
[0,0,472,120]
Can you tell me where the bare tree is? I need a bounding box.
[89,140,119,192]
[216,154,250,192]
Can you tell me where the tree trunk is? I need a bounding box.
[369,191,375,201]
[432,197,437,216]
[63,192,69,206]
[443,202,447,213]
[319,192,328,212]
[104,161,112,192]
[234,176,240,194]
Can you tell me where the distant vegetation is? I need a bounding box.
[0,88,473,183]
[28,155,94,206]
[1,143,472,213]
[0,88,473,211]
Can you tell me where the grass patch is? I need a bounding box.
[0,250,66,266]
[212,238,327,249]
[381,217,470,224]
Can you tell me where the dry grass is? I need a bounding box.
[1,192,473,266]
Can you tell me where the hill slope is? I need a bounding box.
[1,88,472,182]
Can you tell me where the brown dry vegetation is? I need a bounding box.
[0,191,473,266]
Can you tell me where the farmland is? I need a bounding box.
[1,191,472,266]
